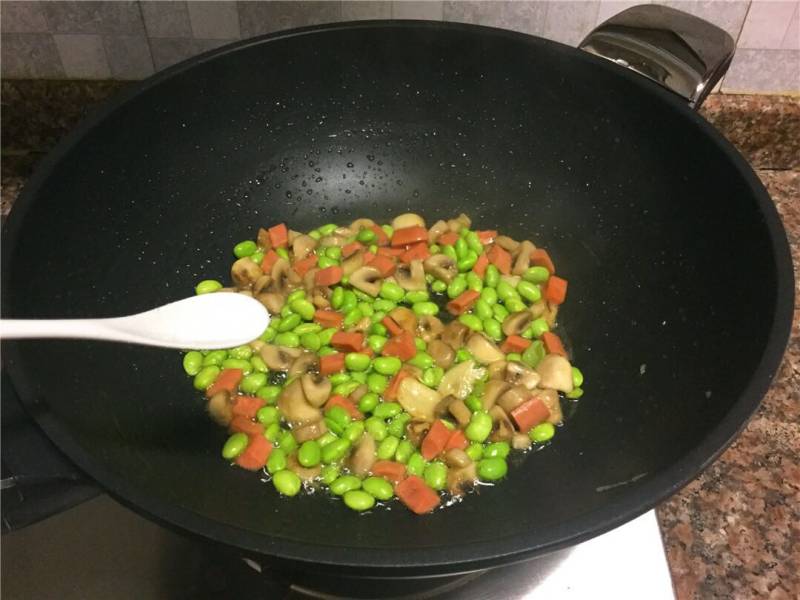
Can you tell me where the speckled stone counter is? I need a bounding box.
[2,81,798,598]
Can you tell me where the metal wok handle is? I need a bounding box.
[579,4,735,109]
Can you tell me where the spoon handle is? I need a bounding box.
[0,318,134,343]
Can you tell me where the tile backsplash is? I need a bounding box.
[2,0,798,93]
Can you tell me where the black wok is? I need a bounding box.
[1,22,793,577]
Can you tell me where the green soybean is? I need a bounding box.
[319,328,337,346]
[343,421,365,443]
[221,358,252,373]
[317,432,338,448]
[571,367,584,388]
[365,417,388,441]
[273,470,302,496]
[454,237,468,259]
[278,313,301,332]
[377,436,400,460]
[465,443,484,461]
[317,256,339,269]
[256,406,280,425]
[407,352,434,370]
[387,412,411,438]
[466,271,484,292]
[412,301,439,316]
[318,223,337,236]
[298,440,322,467]
[331,287,345,309]
[362,477,394,501]
[321,438,351,464]
[505,352,522,362]
[478,457,508,481]
[195,279,223,295]
[521,340,546,368]
[496,280,517,303]
[483,318,503,341]
[480,287,498,305]
[457,251,478,272]
[442,244,457,260]
[277,431,297,453]
[421,366,444,388]
[260,327,276,342]
[523,266,550,284]
[484,264,500,288]
[466,231,483,254]
[256,385,282,402]
[357,227,376,243]
[266,448,287,474]
[358,301,374,317]
[529,318,549,338]
[280,305,295,319]
[287,289,306,304]
[300,332,321,351]
[334,381,361,397]
[290,299,316,321]
[321,464,340,485]
[274,332,300,347]
[394,439,415,463]
[222,432,248,459]
[464,395,483,412]
[414,337,427,351]
[358,392,380,414]
[344,490,375,512]
[459,314,483,332]
[251,250,264,264]
[431,280,447,293]
[380,281,405,302]
[373,402,402,419]
[202,350,227,367]
[530,422,556,442]
[193,366,220,390]
[340,290,358,313]
[373,299,396,313]
[373,356,402,375]
[474,299,493,320]
[465,411,493,442]
[294,323,321,335]
[447,276,468,299]
[367,334,387,353]
[240,372,267,394]
[424,462,448,491]
[405,290,429,304]
[484,442,511,459]
[505,298,526,313]
[381,224,394,238]
[342,308,362,327]
[325,406,351,429]
[455,348,474,363]
[330,475,361,496]
[367,373,388,394]
[344,352,370,372]
[566,388,584,399]
[250,354,268,373]
[517,281,542,302]
[406,453,427,476]
[492,304,509,321]
[229,344,253,359]
[264,422,281,442]
[325,245,342,260]
[183,351,203,376]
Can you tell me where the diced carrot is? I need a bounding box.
[371,460,407,483]
[541,332,566,357]
[377,246,404,257]
[544,276,567,305]
[395,475,440,514]
[381,331,417,361]
[267,223,288,248]
[472,253,489,277]
[384,369,411,401]
[476,230,497,244]
[342,241,364,258]
[325,395,363,420]
[293,255,318,277]
[231,395,265,419]
[487,245,512,275]
[229,416,264,437]
[319,352,346,376]
[444,429,469,451]
[446,289,480,315]
[421,420,451,460]
[391,226,428,247]
[206,368,243,397]
[362,251,376,265]
[400,242,430,264]
[500,335,531,354]
[235,435,273,471]
[314,309,344,329]
[437,231,459,246]
[530,249,556,274]
[370,225,390,246]
[260,249,280,273]
[382,316,404,337]
[370,255,397,277]
[315,266,343,286]
[510,398,550,431]
[331,332,365,353]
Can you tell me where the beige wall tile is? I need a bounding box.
[43,1,145,35]
[393,1,444,20]
[187,1,240,39]
[595,0,649,25]
[104,35,155,79]
[238,1,342,37]
[1,1,49,33]
[781,2,799,48]
[722,48,800,91]
[0,33,65,78]
[342,1,393,20]
[443,1,546,35]
[140,1,192,38]
[543,1,601,45]
[738,1,797,48]
[659,1,749,39]
[54,34,111,79]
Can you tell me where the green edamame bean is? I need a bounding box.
[358,301,374,317]
[229,344,252,359]
[506,352,522,362]
[505,298,527,313]
[464,395,483,412]
[266,448,287,474]
[250,354,268,373]
[571,367,584,388]
[317,256,339,269]
[344,490,375,512]
[298,440,321,467]
[529,318,549,338]
[240,372,267,394]
[182,351,203,376]
[466,271,483,292]
[300,332,321,351]
[523,266,550,284]
[343,421,365,443]
[480,287,498,305]
[371,311,386,324]
[459,314,483,332]
[286,289,306,304]
[256,406,280,425]
[250,251,264,264]
[567,388,584,399]
[329,372,351,386]
[222,432,248,459]
[264,422,281,442]
[405,290,429,304]
[424,462,448,491]
[294,323,321,335]
[277,431,297,453]
[373,402,402,419]
[379,281,405,302]
[516,280,542,302]
[394,439,415,463]
[330,475,361,496]
[482,318,502,341]
[318,223,337,236]
[457,251,478,272]
[373,299,395,314]
[484,264,500,288]
[273,470,302,496]
[478,457,508,481]
[465,443,484,461]
[455,348,473,363]
[194,366,220,390]
[362,477,394,501]
[340,290,358,313]
[442,244,457,260]
[321,464,340,485]
[260,327,276,342]
[521,340,546,368]
[319,328,337,346]
[492,304,509,321]
[290,298,316,321]
[530,422,556,442]
[331,287,345,309]
[421,366,444,388]
[202,350,227,367]
[474,299,493,320]
[326,406,350,429]
[447,276,468,299]
[367,335,387,353]
[358,392,380,414]
[317,432,338,448]
[195,279,223,295]
[412,301,439,316]
[454,237,468,259]
[280,305,295,319]
[387,412,411,438]
[407,352,434,370]
[309,230,322,240]
[321,438,351,464]
[365,417,388,441]
[373,356,402,375]
[357,227,376,243]
[496,280,516,302]
[274,332,300,347]
[415,337,427,351]
[334,381,361,397]
[345,352,371,372]
[484,442,510,459]
[351,371,368,384]
[429,244,441,254]
[431,280,447,293]
[465,411,493,442]
[406,453,427,476]
[257,385,282,402]
[278,313,301,332]
[367,372,388,394]
[377,436,400,460]
[466,231,483,254]
[343,308,363,327]
[325,246,342,260]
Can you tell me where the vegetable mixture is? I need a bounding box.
[182,213,584,515]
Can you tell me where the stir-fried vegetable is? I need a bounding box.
[181,214,585,514]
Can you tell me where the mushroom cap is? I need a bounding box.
[392,213,426,229]
[505,361,541,390]
[502,311,533,337]
[437,360,485,400]
[349,265,382,296]
[260,344,303,371]
[423,254,458,284]
[397,377,442,422]
[535,355,574,393]
[427,339,455,369]
[395,260,426,291]
[300,372,332,407]
[231,257,263,289]
[278,378,322,424]
[466,333,505,364]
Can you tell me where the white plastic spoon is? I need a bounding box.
[0,294,271,350]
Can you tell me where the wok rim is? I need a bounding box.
[1,20,794,576]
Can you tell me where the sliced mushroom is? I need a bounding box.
[350,316,372,335]
[512,432,532,450]
[389,307,417,334]
[423,254,458,284]
[311,291,331,309]
[349,434,376,477]
[256,291,285,314]
[260,344,303,371]
[300,372,332,407]
[394,260,426,291]
[349,384,369,403]
[444,448,471,468]
[433,394,456,418]
[397,377,442,422]
[447,213,471,232]
[428,220,449,244]
[406,420,431,446]
[303,268,319,293]
[447,462,477,495]
[437,360,485,400]
[288,352,318,377]
[293,420,327,443]
[505,361,541,390]
[268,258,292,296]
[231,258,263,289]
[350,217,376,231]
[249,340,265,353]
[292,234,317,260]
[466,334,505,364]
[448,399,472,427]
[392,213,426,230]
[512,241,536,275]
[495,235,520,254]
[481,380,511,410]
[497,385,531,414]
[489,406,515,442]
[278,379,322,424]
[535,355,574,393]
[257,227,271,250]
[500,275,521,288]
[529,300,547,319]
[427,339,455,369]
[207,391,233,426]
[287,454,320,481]
[534,388,563,424]
[350,266,382,296]
[253,274,271,294]
[441,320,470,351]
[319,227,353,247]
[487,360,508,380]
[543,302,559,328]
[341,251,365,277]
[502,311,533,337]
[417,316,444,344]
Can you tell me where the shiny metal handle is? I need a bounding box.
[579,4,735,109]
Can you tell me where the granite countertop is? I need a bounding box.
[2,81,798,598]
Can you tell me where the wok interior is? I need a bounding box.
[3,25,781,570]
